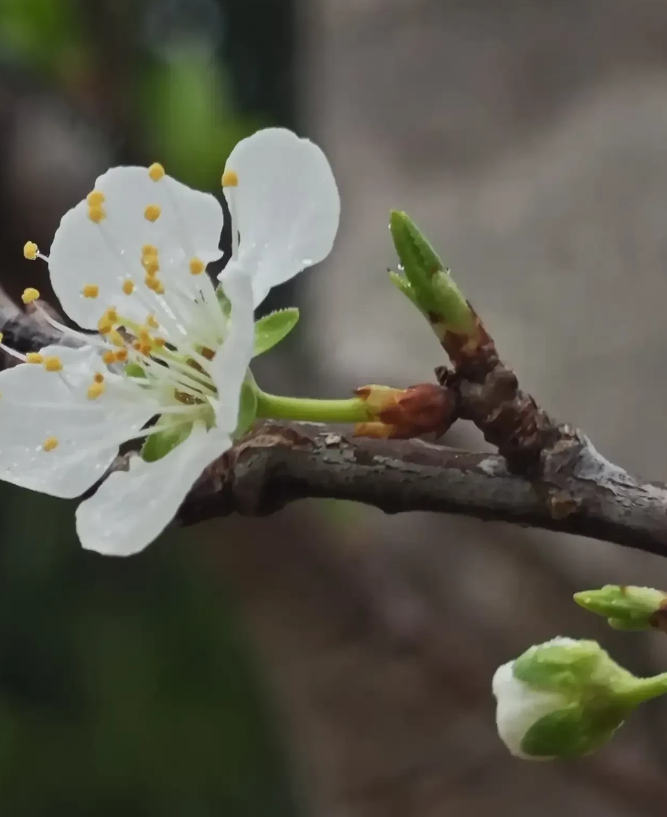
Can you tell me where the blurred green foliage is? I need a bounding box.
[0,0,298,814]
[0,0,83,73]
[139,54,260,187]
[0,487,297,816]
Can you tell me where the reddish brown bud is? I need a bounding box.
[354,383,457,439]
[442,308,498,374]
[353,421,400,439]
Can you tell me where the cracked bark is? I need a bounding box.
[178,421,667,559]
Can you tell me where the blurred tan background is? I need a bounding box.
[3,1,667,815]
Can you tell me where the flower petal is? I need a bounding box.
[49,167,224,329]
[0,345,157,498]
[492,661,567,760]
[223,128,340,306]
[76,423,231,556]
[210,269,255,432]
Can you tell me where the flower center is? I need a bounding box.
[10,163,234,455]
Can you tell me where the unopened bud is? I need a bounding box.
[354,382,457,439]
[574,585,667,631]
[389,210,476,341]
[493,637,667,760]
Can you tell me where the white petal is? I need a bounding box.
[76,423,231,556]
[224,128,340,306]
[49,167,224,329]
[210,269,255,431]
[0,345,157,498]
[492,661,567,760]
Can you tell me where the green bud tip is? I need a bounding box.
[574,585,667,631]
[388,210,476,338]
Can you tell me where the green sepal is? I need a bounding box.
[513,640,633,696]
[235,381,258,437]
[253,308,299,356]
[430,269,477,335]
[389,210,444,283]
[388,270,418,307]
[521,702,627,759]
[125,363,146,378]
[389,210,476,336]
[216,285,232,318]
[141,422,193,463]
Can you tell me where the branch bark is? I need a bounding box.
[177,421,667,559]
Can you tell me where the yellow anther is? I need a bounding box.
[114,348,128,362]
[222,169,238,187]
[139,330,152,343]
[148,163,165,181]
[82,284,99,298]
[122,279,135,295]
[142,257,159,275]
[109,330,125,347]
[146,314,159,329]
[144,204,161,222]
[88,205,106,223]
[42,437,59,452]
[155,281,165,295]
[132,340,141,351]
[139,342,152,355]
[153,337,166,348]
[26,352,43,364]
[23,241,38,260]
[102,350,116,365]
[87,382,105,400]
[144,275,163,292]
[97,319,112,335]
[104,307,119,323]
[189,257,205,275]
[93,372,105,384]
[86,190,105,207]
[21,287,40,304]
[43,355,63,372]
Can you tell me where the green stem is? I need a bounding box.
[255,391,371,424]
[617,673,667,705]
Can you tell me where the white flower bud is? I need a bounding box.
[491,637,667,760]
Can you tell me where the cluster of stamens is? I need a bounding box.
[8,160,235,455]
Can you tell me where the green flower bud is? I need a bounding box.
[493,637,667,760]
[574,585,667,631]
[389,211,476,339]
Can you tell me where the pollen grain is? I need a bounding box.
[42,437,59,452]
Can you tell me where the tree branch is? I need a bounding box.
[177,421,667,559]
[4,271,667,560]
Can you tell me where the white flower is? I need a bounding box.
[492,657,570,760]
[0,128,340,556]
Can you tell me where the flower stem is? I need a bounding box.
[617,673,667,705]
[255,391,371,424]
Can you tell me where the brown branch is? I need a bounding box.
[176,421,667,559]
[4,281,667,560]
